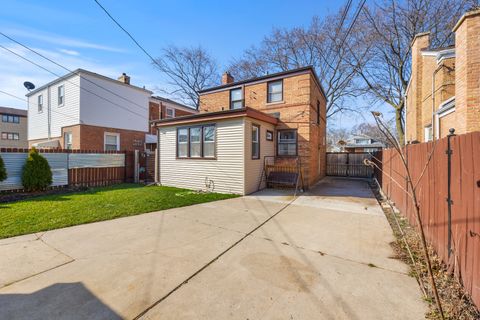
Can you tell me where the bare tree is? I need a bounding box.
[327,127,350,151]
[353,0,474,145]
[351,121,397,147]
[228,9,367,119]
[153,45,219,108]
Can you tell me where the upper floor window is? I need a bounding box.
[277,129,297,156]
[38,95,43,113]
[1,114,20,123]
[166,107,175,119]
[252,124,260,159]
[177,125,216,159]
[58,85,65,106]
[267,80,283,103]
[230,88,243,109]
[104,132,120,151]
[1,132,19,140]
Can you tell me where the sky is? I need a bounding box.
[0,0,380,129]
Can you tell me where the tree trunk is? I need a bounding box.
[395,107,405,146]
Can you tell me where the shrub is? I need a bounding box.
[0,154,6,182]
[22,148,52,191]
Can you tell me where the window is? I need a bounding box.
[166,108,175,119]
[230,88,243,109]
[1,132,19,140]
[277,130,297,156]
[355,139,370,145]
[64,132,73,150]
[38,95,43,112]
[267,80,283,103]
[58,85,65,106]
[2,114,19,123]
[190,127,202,157]
[316,100,320,124]
[266,130,273,141]
[424,125,433,142]
[177,125,216,159]
[104,133,120,151]
[252,124,260,159]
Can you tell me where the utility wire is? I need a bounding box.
[0,89,82,122]
[0,44,146,119]
[93,0,163,70]
[0,31,150,114]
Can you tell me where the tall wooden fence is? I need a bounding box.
[0,148,136,191]
[326,152,373,177]
[375,131,480,309]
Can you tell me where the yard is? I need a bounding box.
[0,184,237,239]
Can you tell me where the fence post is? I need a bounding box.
[134,150,139,183]
[446,128,455,258]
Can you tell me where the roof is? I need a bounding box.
[26,68,153,97]
[198,66,327,100]
[150,96,198,113]
[0,106,28,117]
[152,107,278,127]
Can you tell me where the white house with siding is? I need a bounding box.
[155,108,277,195]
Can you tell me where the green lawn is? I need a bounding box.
[0,184,238,239]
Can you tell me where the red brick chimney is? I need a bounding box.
[222,72,234,85]
[118,73,130,85]
[453,8,480,134]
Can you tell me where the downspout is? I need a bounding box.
[404,92,408,145]
[432,64,444,140]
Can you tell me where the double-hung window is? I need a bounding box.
[104,133,120,151]
[166,108,175,119]
[2,115,19,123]
[58,85,65,106]
[2,132,19,140]
[38,95,43,113]
[64,132,73,150]
[177,125,216,158]
[267,80,283,103]
[230,88,243,109]
[252,124,260,159]
[277,130,297,156]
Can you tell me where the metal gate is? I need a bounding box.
[326,152,373,178]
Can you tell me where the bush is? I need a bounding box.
[22,148,52,191]
[0,154,6,182]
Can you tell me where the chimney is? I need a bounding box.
[410,32,430,141]
[222,72,234,85]
[118,73,130,85]
[453,8,480,134]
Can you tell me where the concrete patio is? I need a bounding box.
[0,177,426,319]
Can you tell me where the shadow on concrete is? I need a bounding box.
[0,282,121,320]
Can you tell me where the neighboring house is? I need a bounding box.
[344,135,385,153]
[153,66,327,194]
[406,8,480,143]
[0,106,28,148]
[26,69,196,151]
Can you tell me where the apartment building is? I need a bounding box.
[0,107,28,148]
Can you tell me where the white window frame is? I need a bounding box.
[166,107,175,119]
[58,85,65,107]
[267,80,283,103]
[64,132,73,150]
[104,132,120,151]
[424,125,433,142]
[38,94,43,113]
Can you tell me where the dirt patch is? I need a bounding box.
[370,181,480,320]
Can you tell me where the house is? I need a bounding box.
[343,135,385,153]
[154,66,327,195]
[26,69,196,151]
[0,106,28,148]
[405,8,480,143]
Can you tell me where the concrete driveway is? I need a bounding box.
[0,177,426,319]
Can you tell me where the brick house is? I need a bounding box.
[153,66,327,194]
[26,69,196,151]
[0,106,28,148]
[405,8,480,143]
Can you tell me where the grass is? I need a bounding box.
[0,184,238,239]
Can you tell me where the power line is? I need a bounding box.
[0,89,82,122]
[0,31,150,114]
[0,44,147,119]
[92,0,163,70]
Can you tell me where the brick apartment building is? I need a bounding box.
[153,66,327,194]
[0,106,28,148]
[406,8,480,143]
[26,69,196,151]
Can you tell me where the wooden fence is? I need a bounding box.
[375,131,480,309]
[326,152,373,177]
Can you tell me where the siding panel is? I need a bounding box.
[159,119,245,194]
